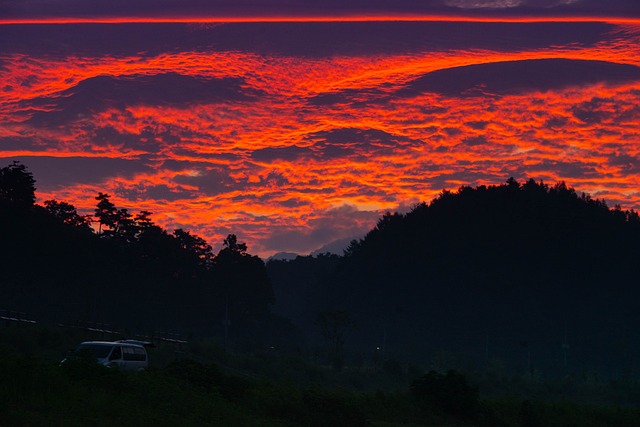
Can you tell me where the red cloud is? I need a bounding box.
[1,21,640,256]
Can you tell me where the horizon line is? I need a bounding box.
[2,14,640,25]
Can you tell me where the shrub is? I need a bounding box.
[163,358,250,401]
[410,369,479,420]
[302,390,367,427]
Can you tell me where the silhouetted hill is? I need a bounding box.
[267,251,300,262]
[311,236,357,256]
[268,179,640,377]
[0,162,296,352]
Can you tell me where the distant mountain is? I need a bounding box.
[311,236,359,256]
[266,251,300,262]
[266,236,360,262]
[267,178,640,377]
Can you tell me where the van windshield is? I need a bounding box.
[75,343,114,359]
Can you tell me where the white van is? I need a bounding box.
[70,340,150,371]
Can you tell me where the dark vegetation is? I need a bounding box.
[2,161,640,425]
[269,177,640,380]
[0,161,295,352]
[2,336,640,427]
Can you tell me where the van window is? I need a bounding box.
[109,346,122,361]
[123,346,135,361]
[133,347,147,361]
[76,343,112,359]
[122,345,146,361]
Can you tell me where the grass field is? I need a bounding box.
[2,323,640,426]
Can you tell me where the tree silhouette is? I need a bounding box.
[135,210,154,229]
[0,161,36,208]
[4,161,640,373]
[113,208,138,242]
[94,192,117,234]
[223,233,248,253]
[93,194,142,241]
[43,200,91,230]
[173,228,213,266]
[0,161,291,341]
[212,234,274,344]
[317,310,353,371]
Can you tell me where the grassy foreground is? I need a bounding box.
[1,324,640,426]
[2,345,640,427]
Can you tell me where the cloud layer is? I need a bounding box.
[2,0,639,20]
[1,21,640,256]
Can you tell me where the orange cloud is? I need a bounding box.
[1,21,640,256]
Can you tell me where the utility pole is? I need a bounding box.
[562,322,570,370]
[521,340,531,374]
[485,329,489,364]
[382,322,387,359]
[223,298,230,352]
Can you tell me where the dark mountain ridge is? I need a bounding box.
[268,178,640,377]
[3,160,640,378]
[0,161,296,352]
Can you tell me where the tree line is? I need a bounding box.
[267,178,640,377]
[0,161,294,351]
[5,159,640,376]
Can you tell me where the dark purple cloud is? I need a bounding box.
[0,22,615,59]
[608,154,640,174]
[544,116,569,129]
[2,0,639,19]
[251,146,313,162]
[417,169,498,190]
[88,126,181,156]
[23,73,260,127]
[119,184,196,202]
[252,128,421,162]
[309,128,422,160]
[309,87,391,106]
[570,96,640,125]
[461,135,489,146]
[0,136,42,151]
[465,121,490,130]
[527,160,601,178]
[0,23,216,57]
[308,56,640,107]
[173,167,241,196]
[396,59,640,98]
[1,156,152,189]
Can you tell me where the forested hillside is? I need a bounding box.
[4,160,640,379]
[268,178,640,377]
[0,161,294,350]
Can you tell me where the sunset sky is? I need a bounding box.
[1,1,639,257]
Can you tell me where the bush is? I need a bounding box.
[302,390,367,427]
[164,358,250,401]
[410,370,479,420]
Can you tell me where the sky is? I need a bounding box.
[1,0,639,21]
[1,1,639,257]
